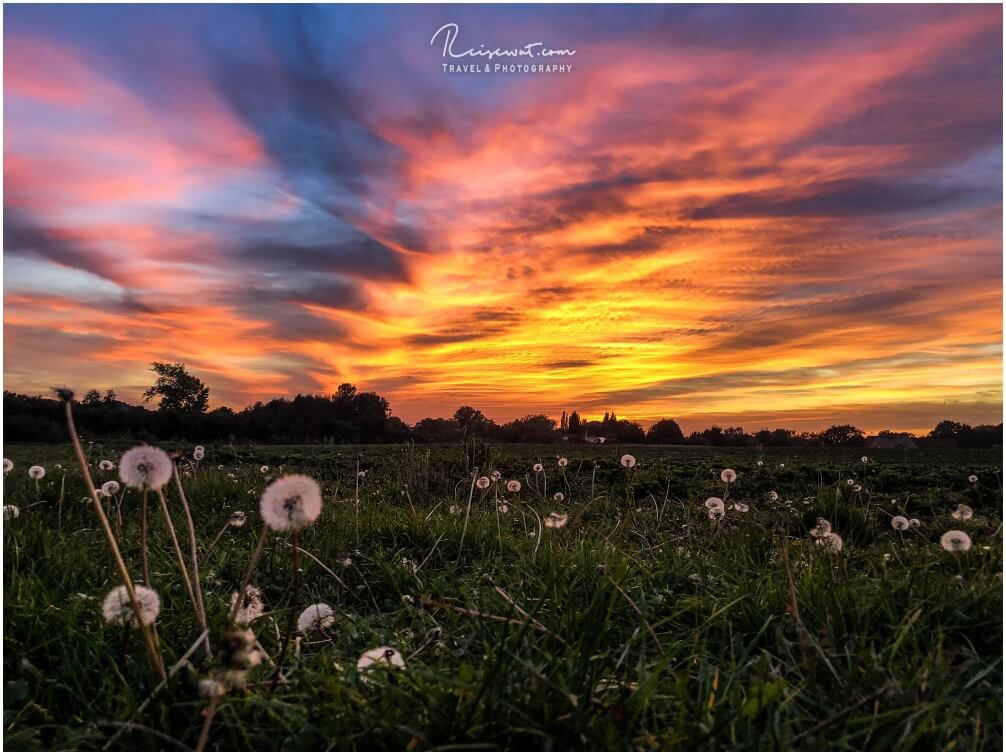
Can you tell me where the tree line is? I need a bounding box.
[3,362,1001,448]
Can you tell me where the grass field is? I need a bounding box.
[3,440,1003,751]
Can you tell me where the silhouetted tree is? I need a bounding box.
[568,411,582,435]
[647,418,685,444]
[142,362,209,413]
[818,424,865,447]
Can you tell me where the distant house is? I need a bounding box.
[585,434,607,444]
[866,435,918,449]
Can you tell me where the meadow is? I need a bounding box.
[3,439,1003,751]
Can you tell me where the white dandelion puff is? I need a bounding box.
[779,463,785,468]
[769,491,779,502]
[98,460,115,472]
[102,584,160,628]
[757,460,764,467]
[3,458,12,474]
[940,530,972,553]
[357,646,405,674]
[951,504,973,521]
[260,465,270,474]
[476,476,490,490]
[846,479,854,486]
[891,516,910,531]
[853,484,862,492]
[4,505,20,520]
[545,512,568,529]
[199,678,225,699]
[620,454,636,469]
[861,456,868,463]
[809,518,832,538]
[553,491,564,502]
[704,497,725,518]
[558,458,568,467]
[816,532,844,553]
[449,505,460,515]
[259,475,322,532]
[297,602,335,633]
[732,502,750,513]
[909,518,921,528]
[230,585,265,625]
[119,446,172,490]
[506,480,521,493]
[720,468,737,484]
[101,481,120,497]
[532,463,543,473]
[193,446,205,461]
[228,511,247,528]
[28,465,45,480]
[968,474,978,484]
[490,471,501,482]
[498,504,509,514]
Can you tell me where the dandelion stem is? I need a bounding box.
[455,469,478,568]
[155,488,200,638]
[173,466,211,655]
[229,524,268,625]
[272,531,301,687]
[63,399,165,680]
[140,491,151,587]
[354,458,361,546]
[195,695,219,752]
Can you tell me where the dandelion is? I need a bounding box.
[260,465,269,474]
[297,602,335,633]
[193,446,205,461]
[769,491,779,502]
[846,479,854,486]
[909,518,921,528]
[533,463,543,473]
[620,454,636,469]
[449,505,460,515]
[704,497,725,519]
[476,476,490,490]
[230,584,265,625]
[940,530,972,553]
[779,463,785,468]
[490,471,501,482]
[720,468,737,483]
[757,460,764,467]
[101,480,120,497]
[817,532,844,553]
[102,584,160,628]
[199,678,225,699]
[861,456,868,463]
[853,485,862,493]
[357,646,405,674]
[968,474,978,484]
[553,491,565,502]
[545,512,568,529]
[2,458,12,474]
[4,505,20,520]
[339,557,353,567]
[498,504,509,514]
[891,516,910,531]
[28,465,45,480]
[259,475,323,532]
[558,458,568,467]
[732,502,750,513]
[119,446,172,490]
[809,518,832,538]
[951,504,973,521]
[99,460,115,472]
[506,480,521,493]
[229,511,246,528]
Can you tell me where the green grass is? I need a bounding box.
[3,441,1002,750]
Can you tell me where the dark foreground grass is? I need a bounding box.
[3,442,1003,750]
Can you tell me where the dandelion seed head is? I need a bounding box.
[476,476,490,490]
[4,505,20,520]
[28,465,45,480]
[357,646,405,675]
[230,585,265,625]
[891,515,910,531]
[506,479,521,493]
[101,584,160,628]
[101,481,120,497]
[3,458,13,473]
[809,518,832,538]
[733,502,750,513]
[553,491,564,502]
[199,678,225,698]
[260,465,269,474]
[490,471,501,481]
[297,602,335,634]
[193,446,205,461]
[620,454,636,469]
[769,491,779,502]
[817,532,844,553]
[98,460,115,472]
[449,505,460,515]
[558,458,568,467]
[498,504,509,514]
[545,512,568,529]
[968,474,978,484]
[757,460,764,467]
[909,518,921,528]
[119,446,172,490]
[704,497,725,518]
[259,475,322,532]
[951,504,973,521]
[940,530,972,553]
[846,479,854,486]
[861,456,869,463]
[532,463,543,473]
[779,463,785,468]
[228,511,246,528]
[720,468,737,484]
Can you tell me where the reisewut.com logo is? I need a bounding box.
[430,22,576,74]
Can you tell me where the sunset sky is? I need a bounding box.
[3,4,1003,433]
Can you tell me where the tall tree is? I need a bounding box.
[142,362,210,413]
